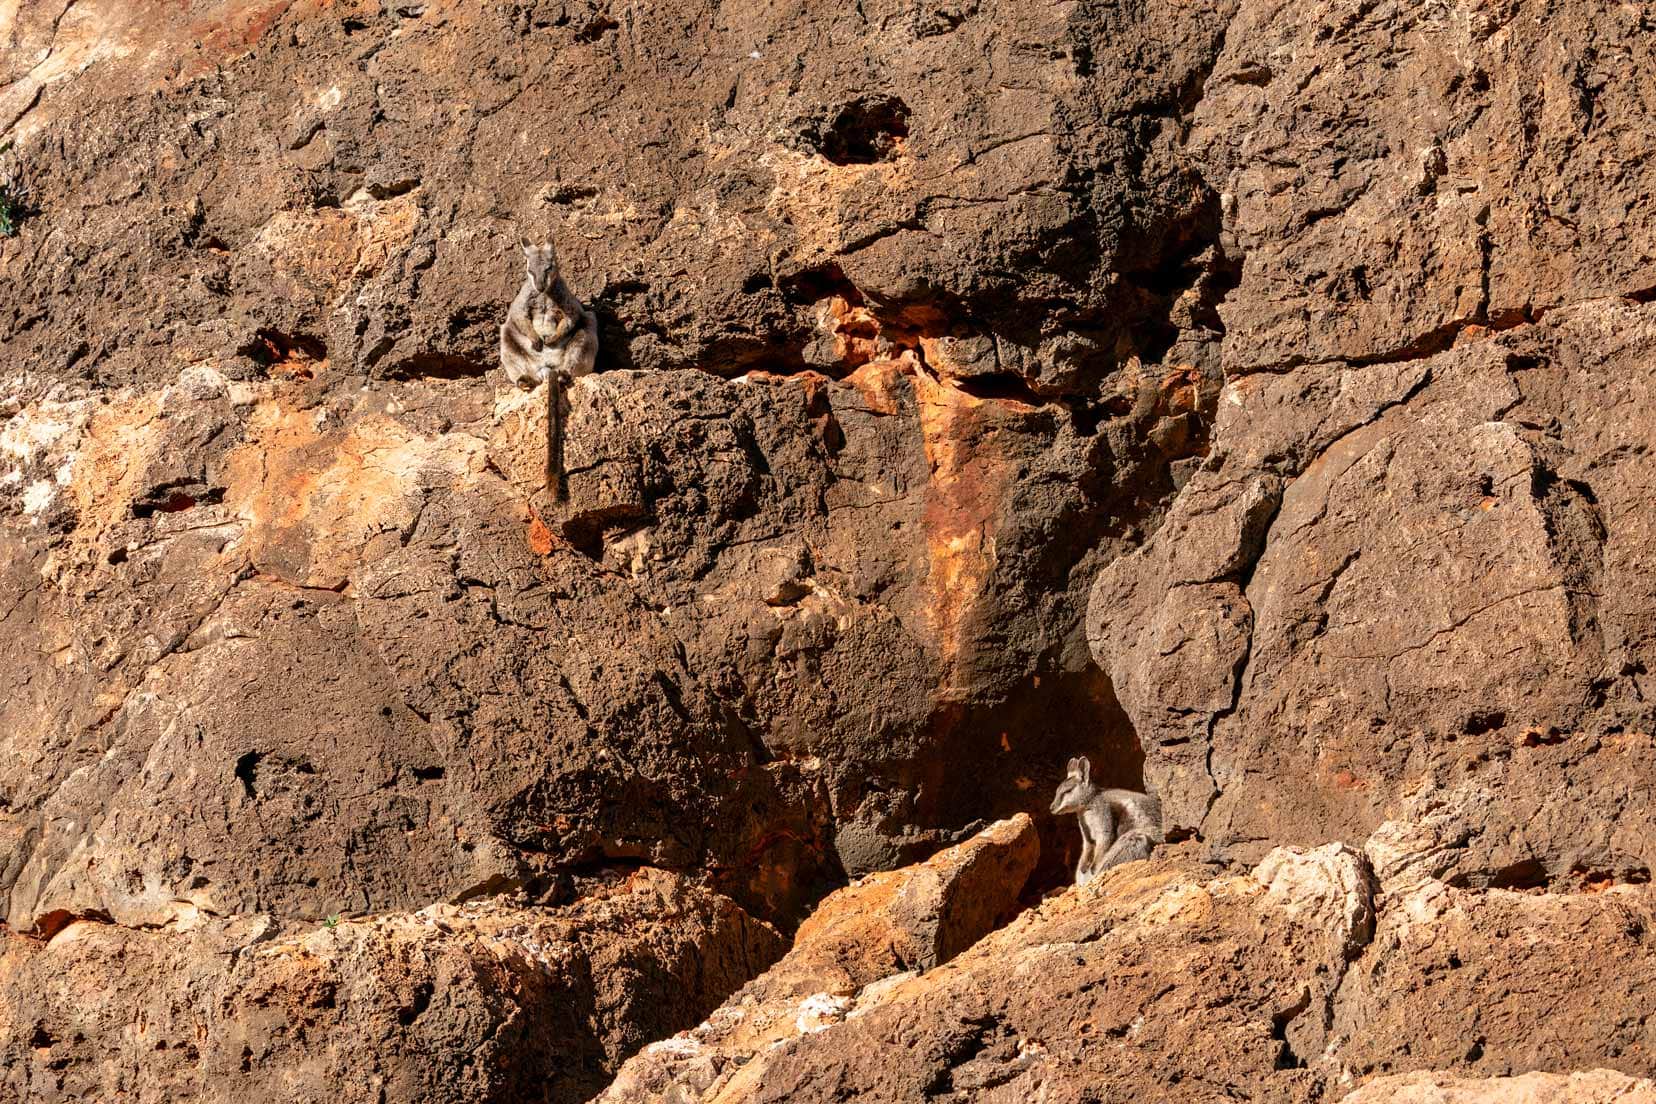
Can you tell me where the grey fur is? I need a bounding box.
[500,238,598,499]
[1049,755,1163,887]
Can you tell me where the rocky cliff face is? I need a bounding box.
[3,0,1656,1100]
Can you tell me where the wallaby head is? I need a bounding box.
[519,236,562,296]
[1050,755,1099,815]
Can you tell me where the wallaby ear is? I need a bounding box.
[518,235,534,253]
[1076,755,1092,784]
[1064,757,1080,779]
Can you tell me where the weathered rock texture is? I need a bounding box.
[0,869,782,1104]
[1089,0,1656,886]
[624,809,1656,1102]
[0,0,1237,934]
[1340,1071,1656,1104]
[597,814,1038,1103]
[4,0,1656,1098]
[697,842,1372,1102]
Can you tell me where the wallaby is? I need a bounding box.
[1049,755,1163,887]
[500,237,599,500]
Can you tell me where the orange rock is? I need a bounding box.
[596,816,1040,1104]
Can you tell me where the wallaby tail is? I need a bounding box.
[547,372,570,502]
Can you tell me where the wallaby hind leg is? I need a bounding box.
[1093,831,1155,874]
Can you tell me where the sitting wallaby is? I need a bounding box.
[1049,755,1164,887]
[500,237,599,500]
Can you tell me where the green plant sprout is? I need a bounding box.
[0,141,31,237]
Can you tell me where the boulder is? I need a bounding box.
[0,869,782,1104]
[597,815,1039,1103]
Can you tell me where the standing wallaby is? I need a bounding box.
[500,237,599,500]
[1049,755,1163,887]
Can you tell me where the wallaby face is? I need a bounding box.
[520,237,561,296]
[1050,756,1097,815]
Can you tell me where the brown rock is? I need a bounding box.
[1,0,1239,948]
[7,0,1656,1095]
[675,843,1369,1103]
[0,366,836,930]
[781,812,1039,980]
[0,0,1234,395]
[1332,879,1656,1083]
[1192,0,1656,373]
[0,869,782,1104]
[596,815,1039,1104]
[1323,794,1656,1084]
[0,342,1151,933]
[1338,1071,1656,1104]
[1093,300,1656,891]
[626,825,1656,1102]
